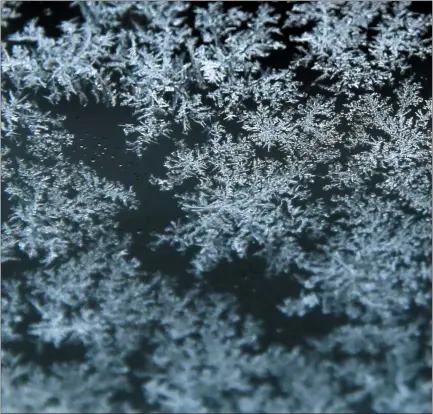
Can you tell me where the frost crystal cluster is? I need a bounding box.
[1,1,431,413]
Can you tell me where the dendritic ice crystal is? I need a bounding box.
[1,1,431,413]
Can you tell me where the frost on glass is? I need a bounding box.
[1,1,431,413]
[283,1,432,96]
